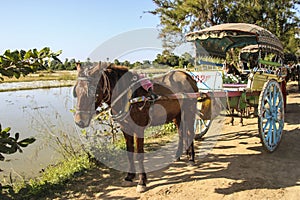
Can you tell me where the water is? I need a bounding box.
[0,86,80,180]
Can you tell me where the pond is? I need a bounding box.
[0,86,81,180]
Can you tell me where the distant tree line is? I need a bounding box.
[111,50,195,69]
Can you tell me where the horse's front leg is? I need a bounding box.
[123,132,136,186]
[230,108,235,126]
[239,109,244,126]
[136,136,147,193]
[185,116,195,165]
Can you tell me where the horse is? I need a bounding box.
[73,62,198,192]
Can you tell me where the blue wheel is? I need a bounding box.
[258,79,284,152]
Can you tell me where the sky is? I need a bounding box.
[0,1,161,62]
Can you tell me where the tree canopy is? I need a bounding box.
[149,0,300,54]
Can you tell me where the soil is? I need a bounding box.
[48,81,300,200]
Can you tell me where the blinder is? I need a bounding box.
[73,85,77,98]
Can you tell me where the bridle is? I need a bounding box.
[73,75,100,115]
[74,67,150,121]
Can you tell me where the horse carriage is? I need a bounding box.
[73,23,286,192]
[185,23,287,152]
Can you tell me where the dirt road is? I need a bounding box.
[51,81,300,200]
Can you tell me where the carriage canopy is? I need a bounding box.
[185,23,283,59]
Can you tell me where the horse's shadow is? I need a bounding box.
[144,125,300,195]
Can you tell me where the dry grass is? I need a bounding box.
[0,70,77,83]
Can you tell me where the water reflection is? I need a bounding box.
[0,87,79,179]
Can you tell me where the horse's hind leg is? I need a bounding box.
[123,132,136,186]
[136,135,147,193]
[239,109,244,126]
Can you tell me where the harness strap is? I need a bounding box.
[110,77,152,107]
[129,92,204,104]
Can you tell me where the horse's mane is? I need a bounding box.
[107,64,129,72]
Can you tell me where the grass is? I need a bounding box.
[0,123,178,199]
[1,153,93,199]
[0,70,77,92]
[0,70,77,83]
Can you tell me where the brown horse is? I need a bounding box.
[73,62,198,192]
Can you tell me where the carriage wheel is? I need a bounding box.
[258,79,284,152]
[194,115,211,140]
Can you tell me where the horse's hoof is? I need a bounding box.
[175,157,181,162]
[188,160,196,166]
[239,123,244,127]
[136,184,147,193]
[122,180,135,187]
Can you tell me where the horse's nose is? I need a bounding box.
[76,121,85,128]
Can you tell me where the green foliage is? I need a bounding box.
[145,123,177,138]
[150,0,300,54]
[0,47,62,79]
[0,124,35,162]
[0,124,35,195]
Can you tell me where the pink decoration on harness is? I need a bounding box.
[138,74,153,91]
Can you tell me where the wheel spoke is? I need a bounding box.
[263,119,270,130]
[267,121,273,146]
[273,88,279,106]
[266,96,272,107]
[272,120,278,144]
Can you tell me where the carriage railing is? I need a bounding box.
[256,59,282,74]
[246,59,284,91]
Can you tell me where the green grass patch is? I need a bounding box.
[2,153,93,199]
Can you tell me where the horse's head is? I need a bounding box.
[73,62,106,128]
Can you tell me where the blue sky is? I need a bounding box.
[0,1,161,61]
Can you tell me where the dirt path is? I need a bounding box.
[50,81,300,200]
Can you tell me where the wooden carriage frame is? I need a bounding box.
[185,23,286,152]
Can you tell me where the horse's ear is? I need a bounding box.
[99,61,109,69]
[89,61,104,76]
[76,62,82,72]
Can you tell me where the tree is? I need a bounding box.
[153,50,180,67]
[149,0,300,54]
[114,59,121,65]
[122,60,131,68]
[0,47,61,79]
[67,58,77,70]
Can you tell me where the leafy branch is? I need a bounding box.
[0,125,36,162]
[0,47,62,80]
